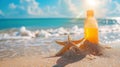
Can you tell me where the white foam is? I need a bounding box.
[56,27,69,35]
[0,24,120,44]
[39,30,52,38]
[19,26,40,38]
[20,26,35,37]
[0,36,31,40]
[70,25,83,35]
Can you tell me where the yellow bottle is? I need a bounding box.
[84,10,99,44]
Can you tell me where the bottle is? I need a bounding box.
[84,10,99,44]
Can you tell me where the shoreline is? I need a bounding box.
[0,48,120,67]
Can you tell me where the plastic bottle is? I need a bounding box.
[84,10,99,44]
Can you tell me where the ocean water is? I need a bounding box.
[0,18,85,30]
[0,18,120,58]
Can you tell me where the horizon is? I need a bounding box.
[0,17,120,20]
[0,0,120,19]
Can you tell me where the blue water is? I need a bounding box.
[0,18,118,30]
[0,18,80,30]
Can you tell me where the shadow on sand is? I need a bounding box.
[52,49,87,67]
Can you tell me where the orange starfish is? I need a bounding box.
[55,35,85,56]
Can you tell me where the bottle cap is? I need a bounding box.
[87,10,94,17]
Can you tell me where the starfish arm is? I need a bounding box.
[55,43,72,56]
[55,41,66,46]
[72,38,84,44]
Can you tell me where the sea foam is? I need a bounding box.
[0,24,120,44]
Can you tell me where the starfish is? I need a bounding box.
[55,35,105,56]
[55,35,85,56]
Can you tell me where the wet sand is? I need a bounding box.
[0,48,120,67]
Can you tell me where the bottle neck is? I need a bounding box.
[87,10,94,18]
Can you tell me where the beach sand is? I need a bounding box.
[0,47,120,67]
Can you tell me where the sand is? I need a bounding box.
[0,48,120,67]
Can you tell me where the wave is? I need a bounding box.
[0,24,120,44]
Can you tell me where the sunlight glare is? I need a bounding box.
[87,0,96,6]
[85,0,99,9]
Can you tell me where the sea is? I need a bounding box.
[0,18,120,59]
